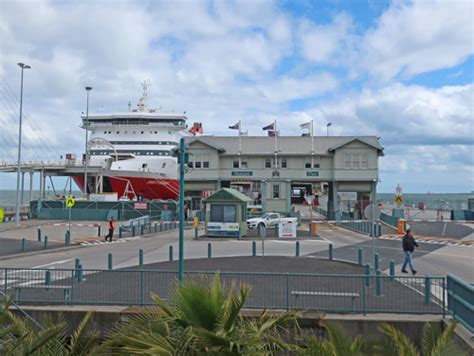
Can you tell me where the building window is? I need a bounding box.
[272,184,280,199]
[313,163,320,168]
[352,154,360,168]
[188,162,193,168]
[344,154,351,169]
[265,158,272,168]
[241,161,248,168]
[361,154,368,168]
[203,161,209,168]
[210,205,236,222]
[281,157,287,168]
[305,162,311,168]
[233,159,239,168]
[195,161,201,168]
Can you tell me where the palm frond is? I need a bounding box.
[379,323,419,356]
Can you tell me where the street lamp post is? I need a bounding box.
[178,138,186,282]
[83,86,93,198]
[326,122,332,137]
[15,62,31,227]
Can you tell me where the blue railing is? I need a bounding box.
[447,274,474,333]
[380,212,399,228]
[1,267,445,315]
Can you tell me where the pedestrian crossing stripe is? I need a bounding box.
[379,235,472,247]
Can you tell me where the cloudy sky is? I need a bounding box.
[0,0,473,193]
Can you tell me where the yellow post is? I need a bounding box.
[193,216,199,229]
[397,219,405,235]
[311,222,317,236]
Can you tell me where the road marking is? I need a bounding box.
[32,259,73,269]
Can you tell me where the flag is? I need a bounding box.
[268,130,279,137]
[262,122,275,131]
[228,122,240,130]
[301,132,310,137]
[189,122,203,135]
[300,121,311,130]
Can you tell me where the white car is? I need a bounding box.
[247,212,294,229]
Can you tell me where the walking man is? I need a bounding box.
[401,229,419,275]
[104,217,116,242]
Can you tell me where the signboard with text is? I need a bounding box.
[134,203,148,210]
[278,221,297,238]
[207,222,239,232]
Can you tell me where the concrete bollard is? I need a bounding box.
[169,245,173,262]
[108,253,113,270]
[77,265,83,283]
[139,249,144,267]
[37,228,41,242]
[208,243,212,258]
[376,269,382,296]
[45,270,51,287]
[296,241,300,257]
[424,275,431,305]
[365,264,371,287]
[329,243,333,260]
[43,236,48,249]
[252,241,256,256]
[389,260,395,280]
[21,238,26,252]
[358,248,363,265]
[374,253,380,271]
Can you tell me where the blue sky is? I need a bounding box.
[0,0,473,193]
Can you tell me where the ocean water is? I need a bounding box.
[0,189,471,210]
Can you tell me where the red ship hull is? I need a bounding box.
[73,175,179,200]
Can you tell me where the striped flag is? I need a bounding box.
[262,122,275,131]
[228,122,240,130]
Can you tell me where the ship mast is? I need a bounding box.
[137,80,151,112]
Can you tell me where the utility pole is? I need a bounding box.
[83,86,93,198]
[178,138,186,282]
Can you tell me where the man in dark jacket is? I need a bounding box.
[402,229,419,275]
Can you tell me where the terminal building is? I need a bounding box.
[182,135,384,220]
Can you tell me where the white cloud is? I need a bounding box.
[362,0,474,80]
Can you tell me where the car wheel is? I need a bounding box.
[258,222,265,230]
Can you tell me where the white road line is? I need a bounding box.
[32,259,73,269]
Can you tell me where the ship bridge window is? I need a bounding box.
[116,131,120,134]
[141,131,144,134]
[104,131,107,134]
[154,131,157,134]
[162,162,166,168]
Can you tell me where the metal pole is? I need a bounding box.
[178,138,185,282]
[83,86,92,198]
[15,63,30,227]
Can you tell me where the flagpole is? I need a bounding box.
[238,120,242,167]
[274,120,278,168]
[311,120,314,167]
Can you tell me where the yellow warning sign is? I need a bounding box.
[394,195,403,205]
[66,197,75,208]
[0,208,3,223]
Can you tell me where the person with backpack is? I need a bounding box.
[401,229,419,275]
[104,217,116,242]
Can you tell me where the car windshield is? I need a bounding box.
[260,213,272,219]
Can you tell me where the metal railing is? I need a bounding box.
[1,267,446,315]
[338,220,382,236]
[447,274,474,333]
[380,212,399,228]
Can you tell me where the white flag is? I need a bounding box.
[300,122,311,129]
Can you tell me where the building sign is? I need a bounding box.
[306,171,319,177]
[207,222,240,232]
[134,203,148,209]
[231,171,253,176]
[278,221,297,238]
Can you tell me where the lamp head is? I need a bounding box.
[85,86,93,91]
[17,63,31,69]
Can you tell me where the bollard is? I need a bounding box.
[252,241,256,256]
[194,227,199,240]
[148,223,152,234]
[75,258,80,270]
[132,225,136,237]
[357,248,363,265]
[389,260,395,280]
[139,249,144,267]
[160,223,163,232]
[21,238,26,252]
[296,241,300,257]
[328,243,333,260]
[424,275,431,305]
[43,236,48,249]
[154,223,157,233]
[365,264,371,287]
[77,264,83,283]
[119,226,123,239]
[274,225,278,237]
[45,270,51,287]
[97,225,101,237]
[140,224,144,236]
[376,269,382,296]
[169,245,173,262]
[65,231,70,246]
[374,253,380,271]
[108,253,113,270]
[208,243,212,258]
[37,228,41,242]
[378,223,382,237]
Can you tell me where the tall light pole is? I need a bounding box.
[83,86,93,198]
[326,122,332,137]
[15,62,31,227]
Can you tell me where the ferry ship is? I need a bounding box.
[72,83,201,200]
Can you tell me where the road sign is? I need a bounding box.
[66,197,75,208]
[364,204,381,220]
[394,195,403,205]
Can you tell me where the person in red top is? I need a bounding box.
[104,217,115,242]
